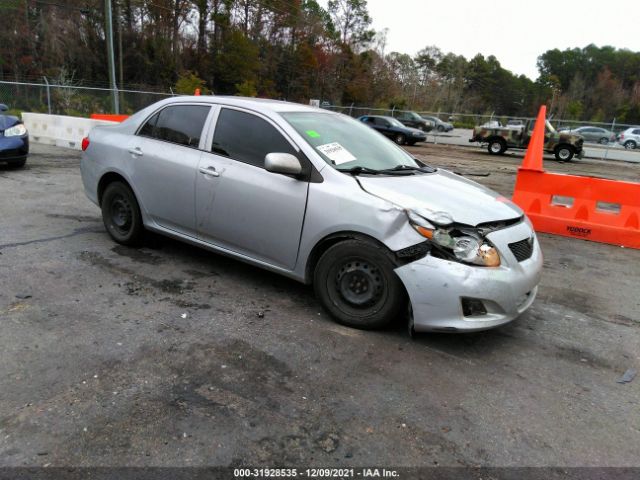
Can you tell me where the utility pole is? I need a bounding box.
[105,0,120,113]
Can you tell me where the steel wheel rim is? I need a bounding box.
[110,194,133,235]
[334,259,384,308]
[558,148,570,160]
[490,142,502,153]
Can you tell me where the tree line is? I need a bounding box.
[1,0,639,123]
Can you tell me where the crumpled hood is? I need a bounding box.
[357,169,522,226]
[0,115,19,131]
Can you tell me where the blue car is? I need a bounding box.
[0,104,29,168]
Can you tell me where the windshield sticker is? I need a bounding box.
[306,129,321,138]
[316,142,356,165]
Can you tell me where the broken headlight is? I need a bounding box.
[406,210,501,267]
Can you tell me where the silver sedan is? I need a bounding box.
[80,96,542,332]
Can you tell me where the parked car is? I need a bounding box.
[358,115,427,145]
[81,96,542,333]
[392,110,434,132]
[421,115,454,133]
[617,127,640,149]
[470,117,584,161]
[558,126,616,145]
[0,103,29,168]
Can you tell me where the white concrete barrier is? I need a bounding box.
[22,113,117,150]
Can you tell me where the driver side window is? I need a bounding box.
[212,108,297,168]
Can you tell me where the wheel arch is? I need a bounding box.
[487,135,506,145]
[304,231,396,285]
[554,142,576,153]
[97,171,135,206]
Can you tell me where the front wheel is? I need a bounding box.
[101,181,145,245]
[394,133,406,145]
[598,137,609,145]
[554,145,575,161]
[437,125,445,132]
[313,239,406,329]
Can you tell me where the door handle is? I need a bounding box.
[199,166,220,177]
[128,147,143,156]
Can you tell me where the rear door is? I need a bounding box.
[373,117,394,139]
[129,104,211,236]
[195,107,309,270]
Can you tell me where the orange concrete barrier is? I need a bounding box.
[90,113,129,123]
[512,105,640,249]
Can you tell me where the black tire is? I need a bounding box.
[394,133,406,145]
[313,239,406,329]
[487,138,506,155]
[437,125,445,132]
[598,137,608,145]
[554,144,575,161]
[624,140,637,150]
[7,158,26,168]
[101,181,144,246]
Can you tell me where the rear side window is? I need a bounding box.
[212,108,296,168]
[633,129,640,135]
[138,112,159,138]
[138,105,210,148]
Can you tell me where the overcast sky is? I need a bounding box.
[346,0,640,80]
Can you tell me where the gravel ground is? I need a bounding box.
[0,143,638,468]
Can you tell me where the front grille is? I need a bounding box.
[509,237,534,262]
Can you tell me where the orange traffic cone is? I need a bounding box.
[520,105,546,172]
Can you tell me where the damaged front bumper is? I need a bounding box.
[395,220,543,332]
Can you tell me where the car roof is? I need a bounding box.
[362,115,395,120]
[167,95,325,114]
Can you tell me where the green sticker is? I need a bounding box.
[306,130,321,138]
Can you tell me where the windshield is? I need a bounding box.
[281,112,420,171]
[387,117,405,128]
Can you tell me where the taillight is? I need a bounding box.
[81,137,90,151]
[620,134,624,140]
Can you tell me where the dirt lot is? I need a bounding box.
[0,143,639,468]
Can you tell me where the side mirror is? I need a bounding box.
[265,152,302,176]
[0,104,8,112]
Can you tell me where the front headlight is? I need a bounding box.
[407,210,500,267]
[4,124,27,137]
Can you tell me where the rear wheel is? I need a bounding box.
[313,239,406,329]
[554,145,575,161]
[487,138,507,155]
[394,133,406,145]
[624,140,637,149]
[101,181,144,246]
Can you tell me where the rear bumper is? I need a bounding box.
[395,221,543,332]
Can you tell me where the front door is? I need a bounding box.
[195,107,309,270]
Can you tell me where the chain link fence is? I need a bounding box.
[324,105,640,162]
[0,80,175,117]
